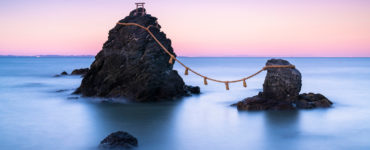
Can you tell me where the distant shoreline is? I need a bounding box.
[0,55,95,58]
[0,55,369,58]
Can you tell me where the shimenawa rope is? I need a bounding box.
[116,22,295,90]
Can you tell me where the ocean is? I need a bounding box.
[0,57,369,150]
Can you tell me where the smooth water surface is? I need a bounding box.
[0,57,369,150]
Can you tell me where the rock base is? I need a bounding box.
[234,93,333,110]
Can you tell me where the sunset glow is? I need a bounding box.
[0,0,369,57]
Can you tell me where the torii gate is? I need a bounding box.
[135,2,146,16]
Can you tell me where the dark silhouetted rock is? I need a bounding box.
[185,85,200,94]
[233,93,295,110]
[296,93,333,109]
[99,131,138,149]
[54,71,68,77]
[74,8,199,102]
[71,68,89,76]
[234,59,332,110]
[56,89,68,92]
[61,71,68,75]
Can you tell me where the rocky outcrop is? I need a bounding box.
[234,59,332,110]
[99,131,138,149]
[296,93,333,109]
[54,71,68,77]
[74,8,199,101]
[71,68,89,76]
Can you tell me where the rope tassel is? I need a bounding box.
[225,82,230,90]
[203,77,208,85]
[168,56,174,64]
[243,79,247,88]
[184,67,189,75]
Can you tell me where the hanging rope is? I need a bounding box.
[116,22,295,90]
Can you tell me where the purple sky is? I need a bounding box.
[0,0,369,57]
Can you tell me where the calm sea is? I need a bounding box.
[0,57,369,150]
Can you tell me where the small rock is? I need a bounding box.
[61,71,68,75]
[56,89,68,93]
[71,68,89,76]
[185,85,200,94]
[99,131,138,149]
[67,97,79,100]
[295,93,333,109]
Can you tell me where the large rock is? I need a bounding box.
[263,59,302,103]
[99,131,138,149]
[234,59,332,110]
[74,8,199,101]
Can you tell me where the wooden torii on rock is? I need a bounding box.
[134,2,146,16]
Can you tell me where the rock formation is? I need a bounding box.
[296,93,333,109]
[99,131,138,149]
[74,8,199,101]
[234,59,332,110]
[54,71,68,77]
[71,68,89,76]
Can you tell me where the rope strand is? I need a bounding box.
[116,22,295,90]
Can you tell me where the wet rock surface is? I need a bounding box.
[74,8,199,102]
[234,59,332,110]
[99,131,138,149]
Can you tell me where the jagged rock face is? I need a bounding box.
[262,59,302,102]
[233,59,332,110]
[74,9,199,101]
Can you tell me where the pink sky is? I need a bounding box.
[0,0,369,57]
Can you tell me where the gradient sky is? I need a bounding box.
[0,0,369,57]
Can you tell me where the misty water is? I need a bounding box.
[0,57,369,150]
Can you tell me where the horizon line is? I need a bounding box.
[1,55,369,58]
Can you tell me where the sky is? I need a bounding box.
[0,0,369,57]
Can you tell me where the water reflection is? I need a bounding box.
[263,111,300,149]
[83,100,184,150]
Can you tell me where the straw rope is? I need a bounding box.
[116,22,295,90]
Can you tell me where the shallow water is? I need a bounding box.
[0,57,370,150]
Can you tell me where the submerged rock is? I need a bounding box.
[71,68,89,76]
[99,131,138,149]
[74,8,199,101]
[234,59,332,110]
[56,89,69,93]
